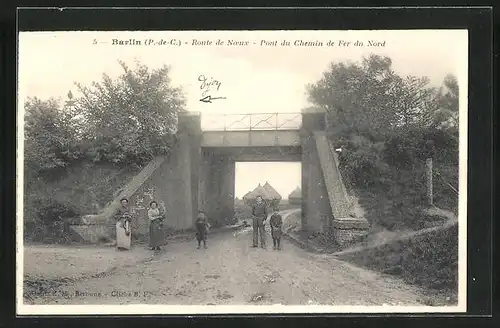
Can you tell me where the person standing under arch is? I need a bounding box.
[251,195,268,249]
[269,206,283,250]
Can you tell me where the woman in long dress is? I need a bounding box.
[148,201,164,251]
[114,198,132,250]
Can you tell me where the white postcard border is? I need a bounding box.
[16,29,469,315]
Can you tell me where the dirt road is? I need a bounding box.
[24,211,427,306]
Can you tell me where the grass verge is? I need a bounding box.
[335,220,458,305]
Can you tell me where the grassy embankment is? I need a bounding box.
[24,160,140,243]
[335,159,459,303]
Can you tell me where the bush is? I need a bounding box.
[334,125,458,232]
[34,198,81,225]
[24,196,82,243]
[23,160,142,243]
[337,132,453,231]
[24,174,83,243]
[338,135,389,188]
[383,129,422,168]
[337,222,458,293]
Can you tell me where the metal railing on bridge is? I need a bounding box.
[201,113,302,131]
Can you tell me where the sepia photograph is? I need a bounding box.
[17,29,467,315]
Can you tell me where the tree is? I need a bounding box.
[390,75,435,127]
[24,97,83,175]
[308,55,399,141]
[306,55,461,230]
[435,74,459,129]
[307,54,461,184]
[308,54,448,141]
[74,60,186,166]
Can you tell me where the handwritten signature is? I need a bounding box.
[198,75,222,98]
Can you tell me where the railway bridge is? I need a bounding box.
[72,111,369,248]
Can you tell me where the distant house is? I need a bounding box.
[262,181,281,201]
[243,183,281,208]
[288,187,302,205]
[242,184,261,205]
[252,184,272,201]
[242,191,252,200]
[262,181,282,209]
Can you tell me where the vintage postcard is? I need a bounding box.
[17,29,468,315]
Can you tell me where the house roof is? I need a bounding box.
[263,181,282,200]
[242,191,253,199]
[251,184,273,200]
[288,187,301,198]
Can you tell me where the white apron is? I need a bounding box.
[116,219,131,250]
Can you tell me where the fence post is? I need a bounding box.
[426,158,433,206]
[425,140,435,207]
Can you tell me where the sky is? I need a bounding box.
[18,30,468,199]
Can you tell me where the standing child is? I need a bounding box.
[269,207,283,250]
[195,210,210,249]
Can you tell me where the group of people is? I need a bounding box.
[113,198,167,251]
[251,195,283,250]
[112,194,283,251]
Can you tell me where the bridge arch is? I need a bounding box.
[75,111,369,249]
[177,111,364,237]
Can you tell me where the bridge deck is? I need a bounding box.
[202,146,301,162]
[201,130,301,148]
[200,112,302,132]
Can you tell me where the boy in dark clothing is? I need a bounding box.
[195,210,210,249]
[269,207,283,250]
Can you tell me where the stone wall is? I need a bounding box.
[127,150,188,235]
[330,216,370,249]
[69,224,115,244]
[314,131,352,218]
[126,113,201,234]
[332,228,369,248]
[198,152,236,226]
[300,113,331,233]
[313,130,370,247]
